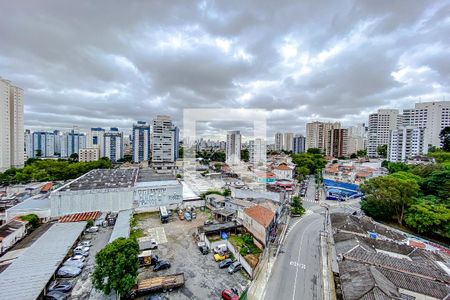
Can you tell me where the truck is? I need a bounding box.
[137,237,158,251]
[138,250,159,267]
[128,273,185,298]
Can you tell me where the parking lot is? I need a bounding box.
[64,226,113,300]
[135,210,250,300]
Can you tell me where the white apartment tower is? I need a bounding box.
[283,132,294,152]
[388,127,427,162]
[104,129,123,162]
[226,131,241,165]
[132,121,150,163]
[347,123,368,155]
[368,109,402,157]
[152,115,175,163]
[306,121,341,153]
[86,128,105,157]
[403,101,450,148]
[249,138,266,165]
[0,78,24,172]
[275,133,283,152]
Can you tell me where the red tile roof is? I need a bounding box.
[255,171,276,178]
[59,211,101,223]
[274,163,292,171]
[244,205,275,228]
[40,182,53,193]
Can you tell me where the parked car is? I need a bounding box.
[221,288,239,300]
[86,226,99,233]
[73,249,89,257]
[48,280,74,293]
[57,266,82,278]
[153,260,171,272]
[204,220,213,225]
[228,262,242,274]
[300,189,306,197]
[219,259,233,269]
[184,211,191,221]
[63,259,85,269]
[74,246,90,252]
[197,242,209,255]
[45,291,69,300]
[191,212,197,219]
[214,252,228,262]
[214,244,227,254]
[69,255,85,262]
[78,240,91,247]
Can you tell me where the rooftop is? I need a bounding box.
[244,205,275,228]
[56,168,138,192]
[58,211,101,223]
[0,222,86,300]
[0,220,26,239]
[109,209,132,243]
[136,168,175,182]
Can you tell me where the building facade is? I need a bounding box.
[368,109,402,158]
[347,123,367,155]
[293,134,306,154]
[151,115,175,163]
[60,131,86,158]
[306,121,340,153]
[249,138,266,165]
[226,131,241,165]
[274,133,283,152]
[283,132,294,152]
[327,128,349,158]
[132,121,151,163]
[32,132,55,158]
[86,127,105,157]
[403,101,450,148]
[78,148,100,162]
[103,129,123,162]
[0,78,24,172]
[388,127,427,162]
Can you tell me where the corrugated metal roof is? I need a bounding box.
[108,209,132,243]
[0,222,86,300]
[59,211,101,223]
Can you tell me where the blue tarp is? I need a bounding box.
[323,179,362,200]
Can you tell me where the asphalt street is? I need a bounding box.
[263,179,325,300]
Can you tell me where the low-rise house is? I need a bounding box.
[242,205,276,248]
[271,163,294,180]
[224,198,254,221]
[0,219,28,254]
[205,194,226,209]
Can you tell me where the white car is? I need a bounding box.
[68,255,85,262]
[57,266,82,278]
[86,226,99,233]
[63,259,85,269]
[78,240,91,247]
[74,246,90,252]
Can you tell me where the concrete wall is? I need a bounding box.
[133,182,183,209]
[51,188,134,216]
[0,222,26,254]
[242,213,267,246]
[226,239,254,278]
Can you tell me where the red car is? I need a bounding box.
[221,288,239,300]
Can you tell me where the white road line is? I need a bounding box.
[292,218,322,300]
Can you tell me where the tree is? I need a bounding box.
[117,155,132,163]
[240,149,249,162]
[350,153,357,159]
[360,175,419,224]
[404,203,450,235]
[20,214,40,229]
[35,149,43,158]
[376,144,387,158]
[440,126,450,151]
[290,196,305,216]
[307,148,321,154]
[92,238,139,297]
[386,162,410,174]
[356,149,367,157]
[422,165,450,200]
[178,147,184,159]
[223,188,231,197]
[69,153,79,162]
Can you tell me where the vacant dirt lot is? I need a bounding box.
[135,210,250,300]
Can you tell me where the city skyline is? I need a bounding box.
[1,1,449,138]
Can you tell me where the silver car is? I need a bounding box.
[57,266,82,278]
[63,259,85,269]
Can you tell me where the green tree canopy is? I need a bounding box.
[376,144,387,158]
[291,153,326,175]
[360,175,419,224]
[306,148,322,154]
[290,196,305,216]
[386,162,410,174]
[440,126,450,152]
[92,237,140,297]
[240,149,249,162]
[404,203,450,235]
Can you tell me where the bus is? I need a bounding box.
[159,206,169,223]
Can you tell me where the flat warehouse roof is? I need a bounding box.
[0,222,86,300]
[109,209,132,243]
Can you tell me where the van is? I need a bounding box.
[214,244,227,254]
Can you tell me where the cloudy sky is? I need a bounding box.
[1,1,449,140]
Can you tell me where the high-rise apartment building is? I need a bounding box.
[388,127,427,162]
[104,128,123,162]
[275,133,283,152]
[32,132,55,157]
[0,78,24,172]
[327,128,349,157]
[403,101,450,148]
[79,148,100,162]
[249,138,266,165]
[86,127,105,157]
[24,129,32,159]
[226,131,241,165]
[368,109,402,157]
[53,130,62,155]
[293,134,306,154]
[132,121,151,163]
[347,123,368,155]
[60,130,86,158]
[172,126,180,160]
[152,115,175,163]
[306,121,341,153]
[283,132,294,152]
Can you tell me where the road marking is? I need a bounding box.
[291,218,322,300]
[146,227,168,244]
[290,261,306,269]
